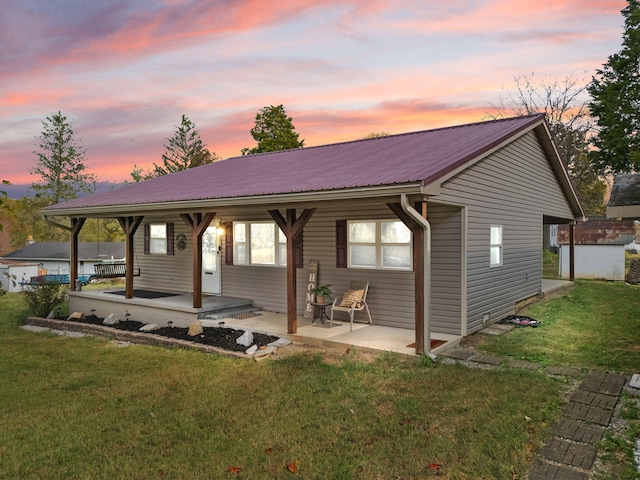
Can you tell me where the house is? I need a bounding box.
[39,114,583,355]
[1,242,125,277]
[607,173,640,219]
[556,219,636,281]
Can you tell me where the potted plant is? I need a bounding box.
[310,284,333,304]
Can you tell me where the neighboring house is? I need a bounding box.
[40,114,583,355]
[0,260,39,292]
[608,173,640,219]
[556,219,636,281]
[1,242,125,277]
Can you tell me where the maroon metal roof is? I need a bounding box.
[45,114,545,212]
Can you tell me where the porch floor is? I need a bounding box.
[208,311,461,357]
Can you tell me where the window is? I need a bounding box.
[144,223,174,255]
[490,225,503,267]
[233,222,287,266]
[348,220,412,270]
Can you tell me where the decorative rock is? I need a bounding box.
[46,310,56,319]
[245,344,258,355]
[103,313,119,326]
[253,345,276,359]
[67,311,85,321]
[236,330,254,347]
[187,320,203,336]
[629,373,640,389]
[140,323,161,332]
[268,338,291,347]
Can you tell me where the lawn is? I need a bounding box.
[476,280,640,374]
[0,292,562,480]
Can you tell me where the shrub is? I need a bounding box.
[23,282,68,318]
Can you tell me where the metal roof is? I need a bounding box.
[43,114,555,215]
[607,174,640,219]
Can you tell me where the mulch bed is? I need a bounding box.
[64,315,279,353]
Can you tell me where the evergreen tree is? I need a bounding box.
[242,105,304,155]
[153,115,217,176]
[30,111,95,204]
[588,0,640,174]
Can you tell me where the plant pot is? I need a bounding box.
[316,295,326,304]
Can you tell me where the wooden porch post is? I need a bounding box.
[387,202,426,355]
[70,217,86,290]
[269,208,316,334]
[180,212,217,308]
[117,216,144,299]
[569,223,575,281]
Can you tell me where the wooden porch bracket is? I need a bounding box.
[117,216,144,299]
[387,202,426,355]
[268,208,316,333]
[180,212,217,308]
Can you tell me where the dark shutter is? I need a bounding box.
[166,223,174,255]
[336,220,347,268]
[143,223,150,254]
[225,222,234,265]
[294,231,303,268]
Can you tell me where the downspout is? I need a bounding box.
[400,194,435,359]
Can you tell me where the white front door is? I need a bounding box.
[202,224,221,294]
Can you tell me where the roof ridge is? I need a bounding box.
[230,113,545,159]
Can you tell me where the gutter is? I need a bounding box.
[400,193,435,360]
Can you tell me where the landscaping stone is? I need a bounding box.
[579,371,626,396]
[140,323,161,332]
[268,338,292,347]
[468,353,503,365]
[508,359,540,371]
[538,438,596,469]
[630,373,640,389]
[528,460,588,480]
[103,313,119,326]
[562,402,613,426]
[253,345,276,359]
[438,348,474,360]
[553,418,605,444]
[67,311,85,320]
[570,389,618,410]
[187,320,203,336]
[236,330,253,347]
[245,344,258,355]
[545,366,582,377]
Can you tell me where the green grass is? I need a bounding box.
[0,292,563,480]
[542,248,559,279]
[477,280,640,374]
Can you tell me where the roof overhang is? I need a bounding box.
[40,182,426,218]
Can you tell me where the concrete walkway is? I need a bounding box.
[438,346,629,479]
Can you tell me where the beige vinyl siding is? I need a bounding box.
[428,204,463,335]
[431,130,575,332]
[134,214,193,293]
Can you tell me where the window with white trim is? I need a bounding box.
[233,222,287,266]
[490,225,503,267]
[348,220,412,270]
[150,224,168,254]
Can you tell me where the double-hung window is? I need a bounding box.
[233,222,287,266]
[348,220,412,270]
[490,225,503,267]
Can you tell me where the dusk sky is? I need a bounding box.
[0,0,627,185]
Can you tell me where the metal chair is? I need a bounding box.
[329,281,372,331]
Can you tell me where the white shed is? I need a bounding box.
[558,244,626,281]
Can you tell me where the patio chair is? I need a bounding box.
[329,281,372,331]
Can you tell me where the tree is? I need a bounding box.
[0,180,8,232]
[588,0,640,175]
[152,115,218,177]
[242,105,304,155]
[30,111,95,204]
[491,73,607,216]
